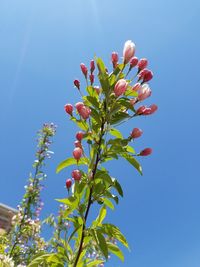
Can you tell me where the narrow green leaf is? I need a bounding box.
[56,157,88,173]
[92,229,108,259]
[107,242,124,262]
[87,260,104,267]
[110,111,130,125]
[102,223,129,249]
[109,128,123,139]
[120,153,142,175]
[96,205,107,226]
[71,117,89,131]
[103,198,114,210]
[112,178,123,197]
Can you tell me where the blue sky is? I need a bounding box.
[0,0,200,266]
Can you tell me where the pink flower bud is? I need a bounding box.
[89,74,94,85]
[114,79,128,97]
[130,57,138,69]
[76,131,84,141]
[64,104,73,115]
[66,179,72,189]
[73,147,82,160]
[79,105,91,120]
[132,82,141,91]
[138,84,152,101]
[149,104,158,114]
[143,70,153,82]
[74,79,80,89]
[136,105,147,115]
[123,40,136,64]
[80,63,88,77]
[71,169,82,181]
[138,69,149,81]
[75,102,84,113]
[138,58,148,70]
[143,108,152,115]
[90,60,95,73]
[140,148,152,156]
[111,52,119,68]
[131,128,143,138]
[74,140,82,148]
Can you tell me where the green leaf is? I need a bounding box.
[120,153,142,175]
[112,178,123,197]
[126,145,135,154]
[71,117,89,131]
[109,128,123,139]
[85,96,100,109]
[95,205,107,226]
[103,198,114,210]
[101,223,129,249]
[55,196,79,210]
[87,260,104,267]
[110,111,130,125]
[107,242,124,262]
[56,157,88,173]
[92,229,108,259]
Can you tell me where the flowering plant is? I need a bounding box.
[0,40,157,267]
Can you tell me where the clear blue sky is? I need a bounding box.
[0,0,200,266]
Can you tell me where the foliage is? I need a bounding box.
[0,40,157,266]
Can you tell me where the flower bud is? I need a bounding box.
[149,104,158,114]
[79,105,91,120]
[138,58,148,70]
[76,131,84,141]
[138,69,149,81]
[136,105,147,115]
[64,104,73,115]
[66,179,72,189]
[74,79,80,90]
[114,79,128,97]
[111,52,119,68]
[143,70,153,82]
[140,148,152,156]
[71,169,82,181]
[73,147,82,160]
[89,74,94,85]
[74,140,82,148]
[75,102,84,113]
[131,128,143,138]
[130,57,138,69]
[123,40,136,64]
[138,84,152,101]
[132,82,141,91]
[80,63,88,77]
[90,60,95,73]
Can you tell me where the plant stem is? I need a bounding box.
[73,122,105,267]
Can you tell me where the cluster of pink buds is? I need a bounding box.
[64,102,91,120]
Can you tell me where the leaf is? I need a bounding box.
[85,96,100,109]
[56,157,88,173]
[120,153,142,175]
[107,242,124,262]
[103,198,114,210]
[71,117,89,131]
[126,145,135,154]
[112,178,123,197]
[95,205,107,226]
[109,128,123,139]
[55,196,79,210]
[110,111,130,125]
[87,260,104,267]
[101,223,129,249]
[92,229,108,259]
